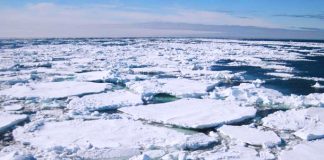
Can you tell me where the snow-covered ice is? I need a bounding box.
[120,98,256,129]
[13,118,215,152]
[218,125,281,147]
[265,72,294,78]
[212,83,324,108]
[312,82,324,89]
[262,107,324,140]
[279,140,324,160]
[0,81,109,100]
[0,113,28,133]
[67,90,143,113]
[1,38,324,159]
[74,70,110,82]
[195,145,261,160]
[126,78,216,99]
[130,67,180,75]
[3,104,23,111]
[212,83,284,106]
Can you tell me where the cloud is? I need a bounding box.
[0,2,282,38]
[1,2,323,39]
[275,13,324,20]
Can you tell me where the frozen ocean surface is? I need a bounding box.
[0,38,323,159]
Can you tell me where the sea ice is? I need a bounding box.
[312,82,324,89]
[266,72,294,78]
[13,118,214,152]
[3,104,23,111]
[126,78,217,99]
[212,83,284,107]
[262,107,324,140]
[76,148,141,160]
[218,125,281,147]
[213,83,324,108]
[181,133,218,150]
[0,152,35,160]
[195,145,261,160]
[67,90,143,113]
[130,67,180,75]
[0,81,109,100]
[0,113,28,133]
[119,98,256,129]
[74,70,110,82]
[279,140,324,160]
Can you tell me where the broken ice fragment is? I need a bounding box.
[0,113,28,133]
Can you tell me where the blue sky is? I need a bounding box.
[1,0,324,38]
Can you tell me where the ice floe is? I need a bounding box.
[130,67,180,76]
[0,81,109,100]
[74,70,110,82]
[0,151,35,160]
[13,118,216,153]
[67,90,143,113]
[0,113,28,133]
[194,145,261,160]
[120,98,256,129]
[266,72,294,78]
[279,140,324,160]
[126,78,217,99]
[312,82,324,89]
[3,104,23,111]
[262,107,324,141]
[211,83,284,107]
[212,83,324,108]
[218,125,281,148]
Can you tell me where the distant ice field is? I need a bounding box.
[1,38,323,95]
[0,38,324,159]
